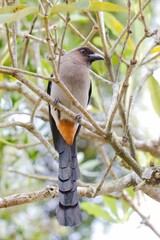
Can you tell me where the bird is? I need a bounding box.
[47,47,104,227]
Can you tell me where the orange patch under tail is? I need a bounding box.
[58,120,77,146]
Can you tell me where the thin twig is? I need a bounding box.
[122,191,160,238]
[132,35,146,64]
[5,24,14,66]
[0,121,58,159]
[8,169,58,182]
[24,33,47,45]
[58,11,70,71]
[141,51,160,65]
[82,25,99,46]
[90,70,113,85]
[30,98,42,123]
[44,14,59,80]
[58,13,103,55]
[93,154,117,197]
[106,62,136,132]
[85,11,97,25]
[105,82,120,129]
[22,17,38,67]
[138,37,159,66]
[96,10,114,82]
[131,70,153,112]
[109,0,151,56]
[11,21,17,67]
[123,97,137,160]
[0,65,56,81]
[115,0,132,82]
[138,0,150,35]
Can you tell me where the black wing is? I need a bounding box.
[87,81,92,105]
[47,81,66,153]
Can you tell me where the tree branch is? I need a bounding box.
[1,171,160,209]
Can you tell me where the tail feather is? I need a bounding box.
[59,150,70,168]
[71,163,80,181]
[56,203,82,227]
[72,169,80,181]
[58,178,72,192]
[71,149,80,181]
[58,165,71,180]
[59,187,78,206]
[57,142,82,226]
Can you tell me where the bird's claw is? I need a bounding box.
[53,98,60,110]
[75,114,82,123]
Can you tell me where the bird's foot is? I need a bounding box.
[53,98,60,110]
[75,114,82,123]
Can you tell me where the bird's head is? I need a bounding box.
[67,47,104,66]
[78,47,104,63]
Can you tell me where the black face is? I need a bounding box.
[78,47,104,64]
[79,47,94,56]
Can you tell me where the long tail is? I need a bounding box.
[48,101,81,226]
[56,139,82,226]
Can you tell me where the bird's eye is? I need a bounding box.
[80,49,86,54]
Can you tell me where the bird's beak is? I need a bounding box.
[89,53,104,62]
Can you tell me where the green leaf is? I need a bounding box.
[49,0,126,16]
[0,6,38,24]
[0,138,16,147]
[121,198,132,222]
[70,13,88,23]
[89,1,127,13]
[148,76,160,117]
[80,159,100,170]
[80,159,100,177]
[104,13,134,51]
[0,5,26,14]
[81,202,116,222]
[103,196,133,223]
[102,196,118,216]
[50,0,90,15]
[92,36,102,47]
